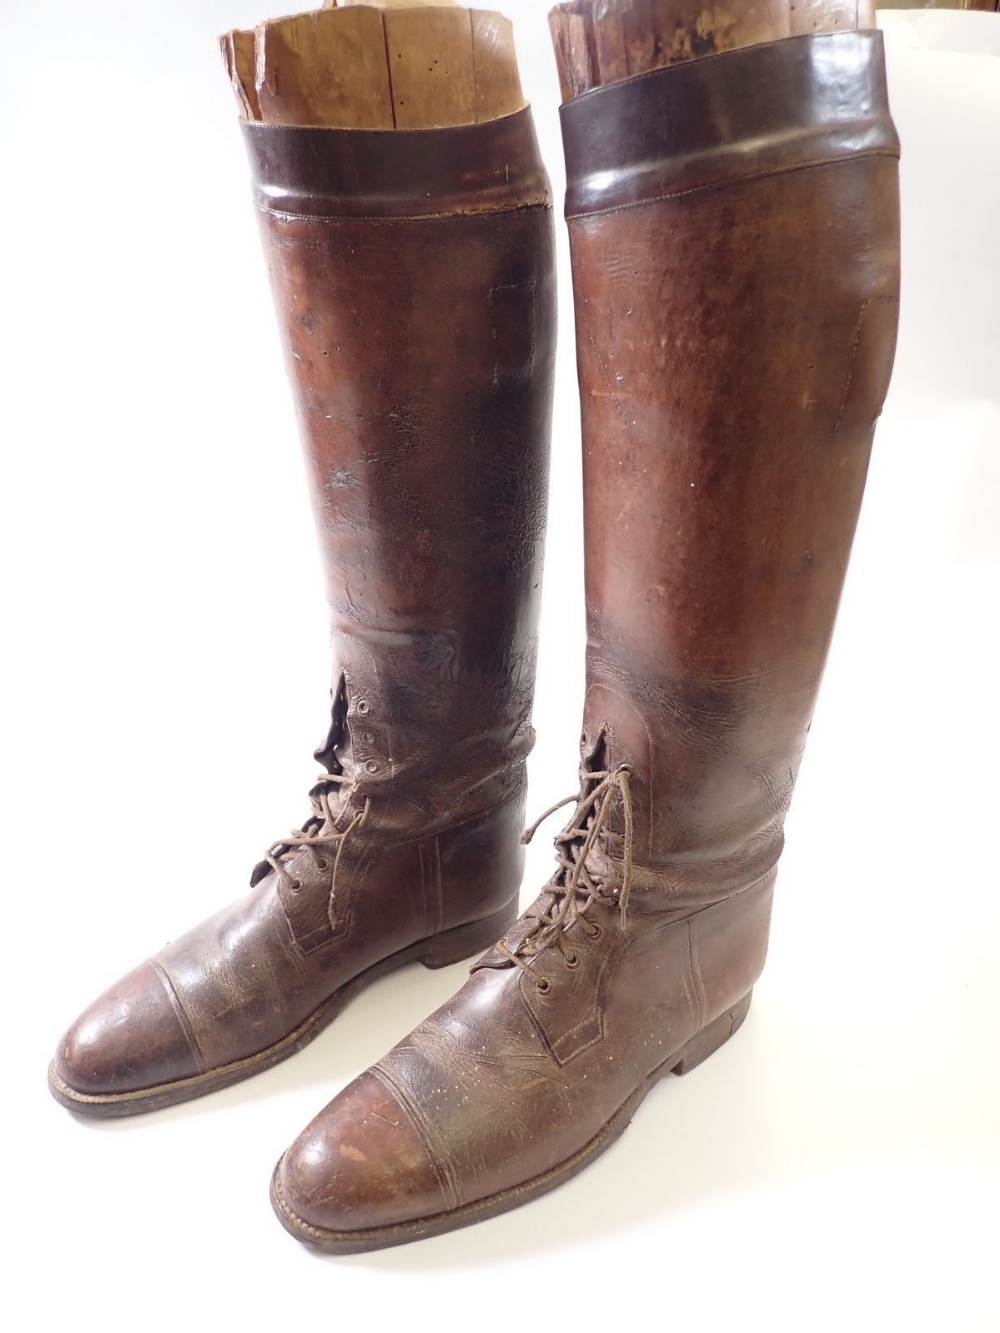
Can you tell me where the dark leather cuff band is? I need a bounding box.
[561,31,900,219]
[243,105,551,220]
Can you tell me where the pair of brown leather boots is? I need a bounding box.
[49,11,901,1254]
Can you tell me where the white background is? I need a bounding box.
[2,5,998,1330]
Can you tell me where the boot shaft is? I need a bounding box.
[244,110,556,828]
[561,32,901,901]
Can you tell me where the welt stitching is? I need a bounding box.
[273,1174,338,1240]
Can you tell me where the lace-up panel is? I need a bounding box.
[493,765,634,982]
[264,775,369,899]
[254,774,372,950]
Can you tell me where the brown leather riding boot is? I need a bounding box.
[49,109,555,1117]
[269,29,900,1250]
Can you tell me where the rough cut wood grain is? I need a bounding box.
[383,7,477,127]
[591,7,628,88]
[219,29,261,121]
[471,11,525,121]
[618,0,657,81]
[550,0,868,96]
[549,10,598,101]
[253,7,394,128]
[223,4,521,129]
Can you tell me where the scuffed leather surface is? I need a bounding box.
[573,150,900,902]
[567,36,900,906]
[54,800,529,1097]
[277,33,901,1237]
[279,874,775,1230]
[53,113,555,1101]
[248,105,556,827]
[258,196,554,825]
[54,961,201,1096]
[281,1070,452,1232]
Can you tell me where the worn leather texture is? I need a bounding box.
[274,32,901,1245]
[51,109,556,1109]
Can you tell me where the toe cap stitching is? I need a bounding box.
[151,959,207,1074]
[370,1064,461,1213]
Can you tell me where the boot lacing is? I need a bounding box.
[263,773,372,929]
[499,766,634,980]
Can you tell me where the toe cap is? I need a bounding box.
[277,1069,452,1237]
[52,960,201,1099]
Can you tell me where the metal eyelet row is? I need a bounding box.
[353,697,381,774]
[534,920,605,991]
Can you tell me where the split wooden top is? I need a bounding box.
[549,1,878,100]
[222,1,883,130]
[221,0,526,130]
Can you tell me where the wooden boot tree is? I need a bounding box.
[220,0,525,129]
[550,0,878,99]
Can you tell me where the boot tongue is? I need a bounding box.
[313,672,355,783]
[309,672,371,836]
[472,911,544,971]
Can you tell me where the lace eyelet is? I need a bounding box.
[565,953,580,969]
[364,759,380,774]
[314,857,330,872]
[535,977,551,995]
[361,731,376,745]
[357,699,371,716]
[289,877,302,891]
[585,921,602,940]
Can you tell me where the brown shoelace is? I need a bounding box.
[499,766,634,981]
[263,773,371,929]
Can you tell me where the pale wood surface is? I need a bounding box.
[383,7,477,128]
[222,3,525,130]
[220,28,262,121]
[471,10,526,125]
[255,7,394,128]
[550,0,870,100]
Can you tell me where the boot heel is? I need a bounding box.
[670,990,753,1076]
[420,897,520,970]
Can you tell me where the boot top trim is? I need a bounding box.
[561,31,899,220]
[243,105,550,221]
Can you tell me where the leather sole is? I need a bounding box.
[46,897,519,1119]
[270,988,753,1252]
